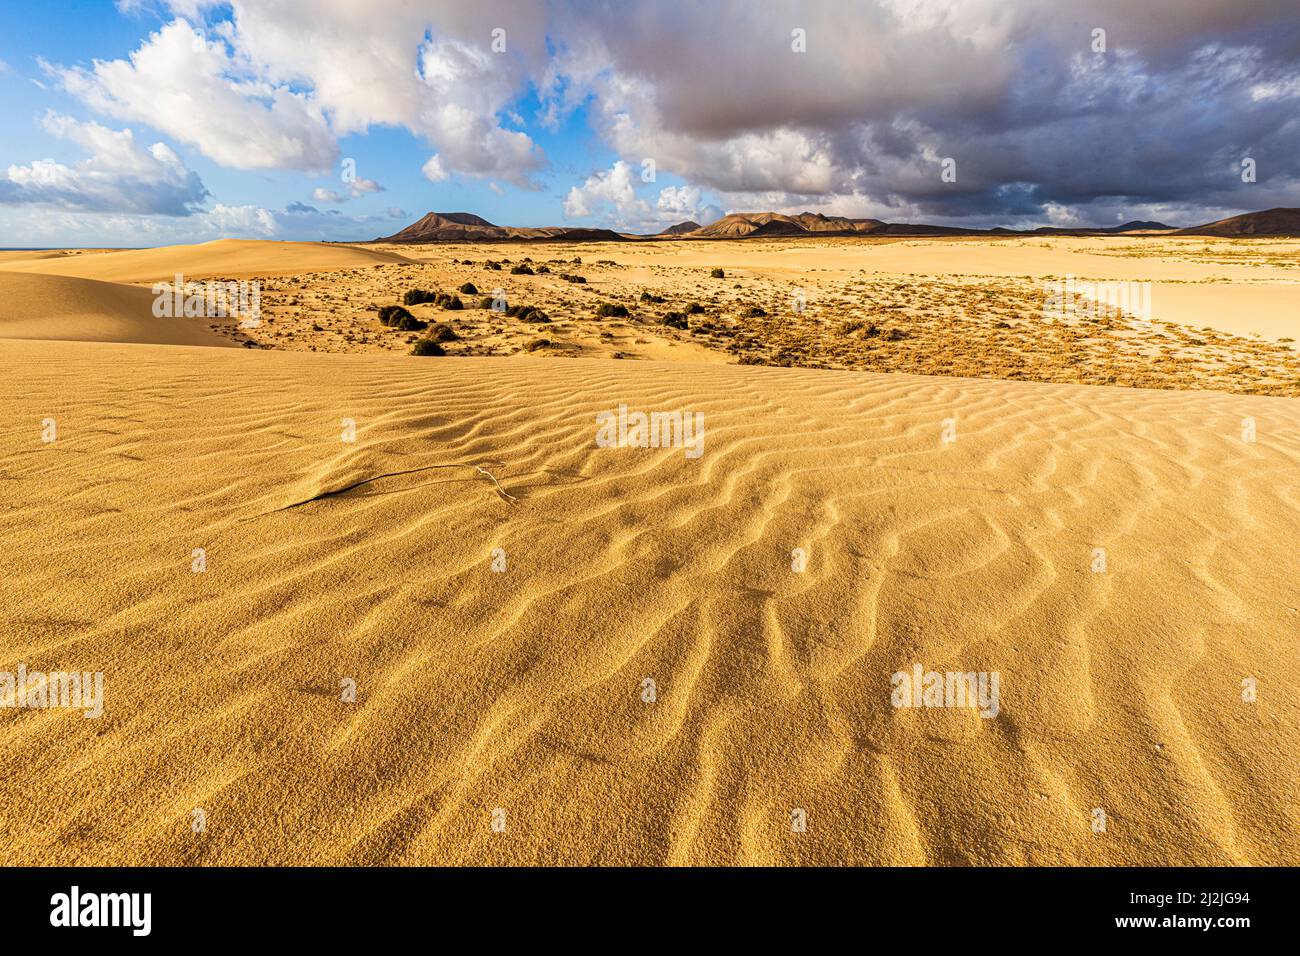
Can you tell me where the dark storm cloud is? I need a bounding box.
[548,0,1300,224]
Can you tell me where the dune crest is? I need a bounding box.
[0,239,415,284]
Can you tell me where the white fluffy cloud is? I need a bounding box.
[563,163,725,229]
[655,185,722,224]
[0,113,207,214]
[421,155,449,183]
[50,20,337,172]
[563,161,651,225]
[49,3,547,185]
[313,178,383,203]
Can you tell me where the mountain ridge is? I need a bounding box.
[374,208,1300,243]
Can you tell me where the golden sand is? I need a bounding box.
[0,236,1296,865]
[0,336,1296,864]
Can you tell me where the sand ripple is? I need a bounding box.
[0,341,1296,864]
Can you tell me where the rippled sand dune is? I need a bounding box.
[1,338,1295,865]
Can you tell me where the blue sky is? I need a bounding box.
[0,1,723,245]
[1,1,1297,246]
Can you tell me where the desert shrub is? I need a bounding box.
[459,282,478,295]
[560,273,587,284]
[710,268,725,278]
[737,354,766,365]
[510,264,534,275]
[639,291,666,303]
[410,339,445,356]
[403,289,436,306]
[378,305,415,326]
[535,265,550,274]
[445,295,463,310]
[396,314,427,332]
[478,296,498,309]
[506,304,549,322]
[594,303,630,318]
[741,305,767,317]
[525,338,551,352]
[483,260,502,270]
[426,323,459,343]
[685,302,705,315]
[661,311,688,329]
[840,320,878,337]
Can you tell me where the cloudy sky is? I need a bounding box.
[1,0,1297,245]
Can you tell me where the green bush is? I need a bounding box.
[426,323,459,343]
[411,339,445,356]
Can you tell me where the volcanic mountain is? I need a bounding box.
[689,211,887,238]
[377,212,627,243]
[372,208,1292,243]
[1173,208,1300,237]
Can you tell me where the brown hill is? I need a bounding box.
[1174,208,1300,237]
[377,212,628,244]
[380,211,508,242]
[689,211,886,238]
[375,207,1292,243]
